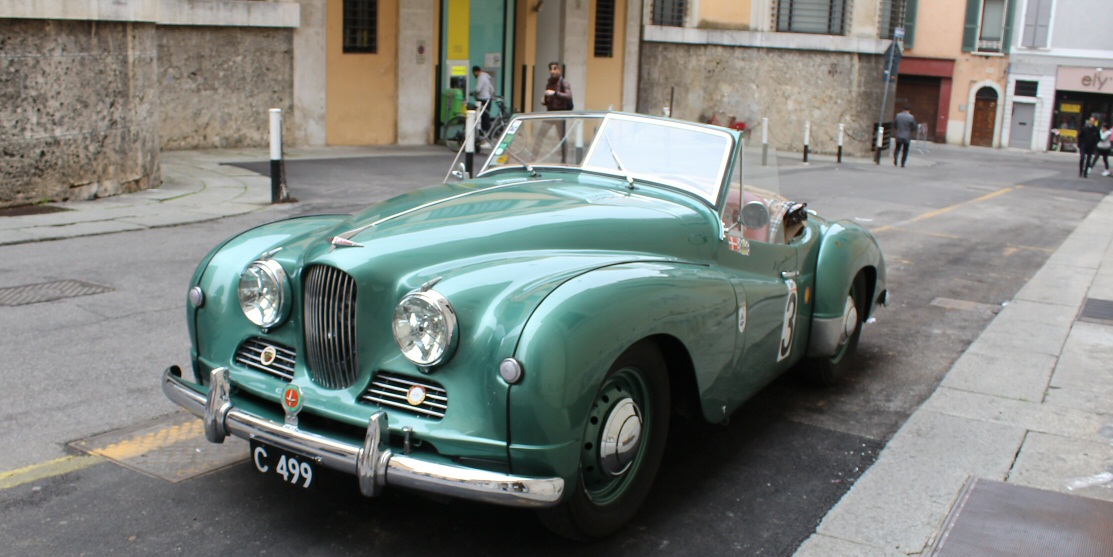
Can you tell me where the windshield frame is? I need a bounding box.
[478,112,738,207]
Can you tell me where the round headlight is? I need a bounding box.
[392,289,458,368]
[238,259,289,328]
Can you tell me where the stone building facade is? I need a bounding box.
[0,0,297,208]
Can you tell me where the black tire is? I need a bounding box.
[538,340,670,540]
[800,274,865,386]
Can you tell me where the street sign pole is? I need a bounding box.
[875,28,904,165]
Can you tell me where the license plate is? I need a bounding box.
[249,440,317,489]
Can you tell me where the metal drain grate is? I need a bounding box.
[0,280,114,306]
[1079,298,1113,324]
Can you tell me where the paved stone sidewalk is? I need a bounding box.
[795,193,1113,555]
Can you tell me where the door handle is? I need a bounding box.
[781,271,799,279]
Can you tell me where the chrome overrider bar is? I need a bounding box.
[162,366,564,507]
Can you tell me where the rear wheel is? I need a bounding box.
[800,274,865,386]
[538,341,670,540]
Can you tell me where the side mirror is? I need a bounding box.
[448,162,467,183]
[741,200,770,230]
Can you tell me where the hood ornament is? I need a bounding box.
[329,236,364,248]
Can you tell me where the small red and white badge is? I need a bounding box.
[282,384,303,416]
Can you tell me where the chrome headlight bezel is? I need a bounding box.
[238,258,290,329]
[392,289,459,370]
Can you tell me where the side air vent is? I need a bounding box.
[360,372,448,419]
[234,338,296,381]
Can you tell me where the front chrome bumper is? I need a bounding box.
[161,366,563,508]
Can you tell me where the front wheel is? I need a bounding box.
[538,341,670,540]
[800,274,865,386]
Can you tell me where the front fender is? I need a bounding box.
[808,220,886,356]
[506,262,737,482]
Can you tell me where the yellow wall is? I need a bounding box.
[326,0,398,145]
[697,0,750,29]
[586,0,626,111]
[514,0,538,113]
[904,0,963,58]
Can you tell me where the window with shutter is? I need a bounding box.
[776,0,849,35]
[1021,0,1052,48]
[652,0,687,27]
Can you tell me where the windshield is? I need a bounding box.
[481,113,736,206]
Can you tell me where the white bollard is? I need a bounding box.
[761,117,769,167]
[838,123,845,164]
[269,108,287,203]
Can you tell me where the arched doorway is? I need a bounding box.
[970,87,998,147]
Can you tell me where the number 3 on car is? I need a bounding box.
[778,278,798,362]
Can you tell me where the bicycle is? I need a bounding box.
[442,96,512,154]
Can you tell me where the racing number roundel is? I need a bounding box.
[778,279,799,362]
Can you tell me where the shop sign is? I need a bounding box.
[1057,67,1112,93]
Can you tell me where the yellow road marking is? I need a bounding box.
[0,455,102,490]
[85,419,205,461]
[873,186,1017,234]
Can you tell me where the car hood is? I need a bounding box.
[297,174,717,276]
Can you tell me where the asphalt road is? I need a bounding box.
[0,144,1106,555]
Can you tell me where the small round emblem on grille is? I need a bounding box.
[407,385,427,406]
[282,384,303,415]
[259,346,277,367]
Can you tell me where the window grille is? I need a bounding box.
[1014,80,1038,97]
[652,0,687,27]
[776,0,848,36]
[595,0,616,57]
[343,0,378,54]
[880,0,907,40]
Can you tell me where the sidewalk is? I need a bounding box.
[795,192,1113,554]
[0,145,441,246]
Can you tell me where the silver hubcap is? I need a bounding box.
[599,398,642,476]
[841,295,858,344]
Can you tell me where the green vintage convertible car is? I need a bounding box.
[162,112,886,539]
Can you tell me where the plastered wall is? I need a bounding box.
[157,26,294,150]
[0,19,160,207]
[638,42,886,157]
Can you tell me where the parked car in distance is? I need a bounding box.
[162,112,887,539]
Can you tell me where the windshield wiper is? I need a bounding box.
[505,147,539,178]
[604,131,635,190]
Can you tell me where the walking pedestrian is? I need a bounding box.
[893,107,916,168]
[1093,123,1111,177]
[1078,118,1100,178]
[542,62,573,111]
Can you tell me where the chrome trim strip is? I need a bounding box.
[161,366,563,507]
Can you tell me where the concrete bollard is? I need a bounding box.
[269,109,288,203]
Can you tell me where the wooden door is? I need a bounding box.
[971,88,998,147]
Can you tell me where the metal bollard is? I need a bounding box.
[465,109,476,178]
[761,118,769,167]
[874,124,884,165]
[269,109,288,203]
[838,123,844,164]
[803,121,810,163]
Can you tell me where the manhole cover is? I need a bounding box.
[69,412,246,483]
[0,280,113,306]
[1079,298,1113,324]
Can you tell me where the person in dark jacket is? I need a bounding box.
[893,107,917,167]
[542,62,573,111]
[1078,118,1101,178]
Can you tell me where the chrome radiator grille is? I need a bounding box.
[360,372,448,419]
[234,338,296,381]
[303,265,359,389]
